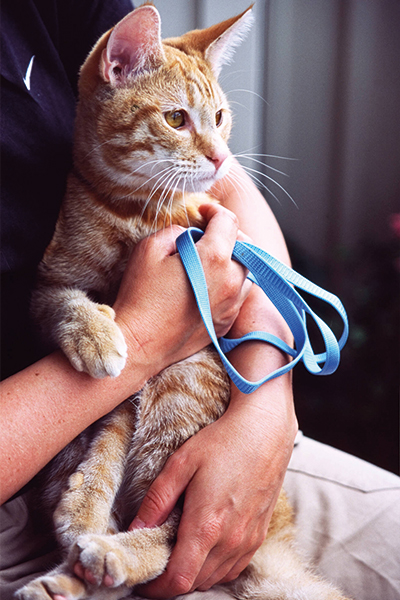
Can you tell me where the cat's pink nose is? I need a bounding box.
[207,151,228,171]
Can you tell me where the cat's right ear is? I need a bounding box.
[101,6,165,87]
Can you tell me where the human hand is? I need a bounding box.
[129,373,297,598]
[113,203,252,381]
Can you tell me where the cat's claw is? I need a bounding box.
[73,561,114,588]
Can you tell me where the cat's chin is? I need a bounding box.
[185,180,216,194]
[186,163,231,194]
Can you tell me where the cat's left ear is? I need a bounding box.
[204,6,254,77]
[101,5,165,86]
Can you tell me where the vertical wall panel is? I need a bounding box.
[340,0,400,251]
[155,0,197,36]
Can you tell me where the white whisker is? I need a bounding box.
[225,170,257,207]
[234,153,290,178]
[226,88,269,107]
[150,168,184,234]
[242,164,299,207]
[122,165,175,201]
[139,167,178,221]
[82,138,115,161]
[228,100,249,111]
[129,158,175,177]
[235,151,298,162]
[181,175,192,229]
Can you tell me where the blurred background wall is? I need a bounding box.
[152,0,400,473]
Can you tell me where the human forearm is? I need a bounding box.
[0,346,152,504]
[214,158,295,415]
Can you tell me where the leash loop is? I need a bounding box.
[176,227,348,394]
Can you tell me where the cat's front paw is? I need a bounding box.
[58,304,127,378]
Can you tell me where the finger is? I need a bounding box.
[138,481,228,598]
[196,553,253,592]
[191,549,237,592]
[129,451,194,530]
[236,228,253,244]
[197,204,240,258]
[240,277,253,303]
[190,526,256,591]
[213,277,253,339]
[144,224,187,257]
[197,205,251,300]
[218,550,256,585]
[137,522,213,598]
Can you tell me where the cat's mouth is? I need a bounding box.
[188,156,232,193]
[182,173,227,194]
[129,155,232,197]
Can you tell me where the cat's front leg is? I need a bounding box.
[33,286,127,378]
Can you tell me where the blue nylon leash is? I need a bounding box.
[176,227,349,394]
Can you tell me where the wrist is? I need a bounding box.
[229,285,293,346]
[225,325,297,445]
[227,374,298,454]
[114,312,161,386]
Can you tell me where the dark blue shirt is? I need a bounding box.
[1,0,132,378]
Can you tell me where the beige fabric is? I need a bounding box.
[0,494,61,595]
[1,435,399,600]
[284,433,400,600]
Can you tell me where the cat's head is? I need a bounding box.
[75,3,253,200]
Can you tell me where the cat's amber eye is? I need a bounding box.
[215,110,223,127]
[165,110,185,129]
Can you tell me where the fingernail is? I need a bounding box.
[128,516,147,531]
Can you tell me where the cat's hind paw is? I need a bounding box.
[69,534,135,589]
[69,529,171,590]
[58,303,128,378]
[15,569,87,600]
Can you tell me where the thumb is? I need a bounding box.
[128,451,194,531]
[150,224,187,257]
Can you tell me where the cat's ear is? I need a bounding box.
[101,5,165,86]
[203,6,254,78]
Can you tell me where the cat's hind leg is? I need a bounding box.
[16,403,135,600]
[17,515,177,600]
[14,565,87,600]
[69,347,230,596]
[14,563,131,600]
[68,510,180,595]
[53,402,134,550]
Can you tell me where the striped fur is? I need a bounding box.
[18,5,351,600]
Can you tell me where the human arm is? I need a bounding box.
[130,161,298,597]
[0,205,250,505]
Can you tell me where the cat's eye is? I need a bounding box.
[215,110,223,127]
[165,110,185,129]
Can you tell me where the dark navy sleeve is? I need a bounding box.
[0,0,133,378]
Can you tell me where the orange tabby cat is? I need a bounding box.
[17,5,351,600]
